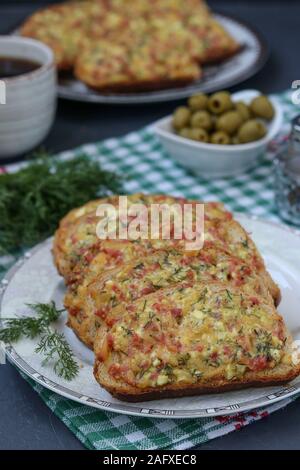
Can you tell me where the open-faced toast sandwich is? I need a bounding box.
[52,194,300,401]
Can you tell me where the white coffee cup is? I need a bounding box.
[0,36,57,159]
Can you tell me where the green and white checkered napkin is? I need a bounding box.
[2,90,300,450]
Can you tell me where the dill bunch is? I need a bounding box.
[0,152,123,255]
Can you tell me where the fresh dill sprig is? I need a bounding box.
[0,302,79,381]
[0,301,64,342]
[0,152,123,255]
[0,316,47,343]
[36,331,79,381]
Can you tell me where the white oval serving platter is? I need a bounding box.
[1,214,300,418]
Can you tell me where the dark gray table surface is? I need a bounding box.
[1,0,300,450]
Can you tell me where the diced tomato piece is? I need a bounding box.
[69,307,80,317]
[253,255,263,270]
[140,360,150,370]
[152,302,163,312]
[111,284,125,300]
[223,346,232,356]
[95,307,109,319]
[70,234,77,245]
[177,197,188,206]
[250,297,260,305]
[103,248,123,259]
[186,269,194,280]
[242,266,252,276]
[106,316,117,328]
[168,339,182,353]
[208,202,220,209]
[84,252,94,264]
[275,323,286,342]
[152,263,161,270]
[157,333,166,344]
[171,307,182,318]
[180,256,191,266]
[97,339,109,362]
[210,351,219,361]
[199,252,214,264]
[127,304,136,313]
[237,335,251,352]
[107,334,114,349]
[108,364,121,378]
[140,286,154,296]
[142,343,153,354]
[131,333,142,349]
[234,277,244,287]
[249,356,268,371]
[150,371,159,380]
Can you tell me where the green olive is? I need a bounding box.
[208,91,233,114]
[172,106,191,130]
[188,93,208,111]
[238,119,267,143]
[178,127,192,139]
[210,131,231,145]
[235,101,251,122]
[250,95,274,120]
[231,135,240,145]
[190,110,213,131]
[189,128,209,142]
[216,111,243,135]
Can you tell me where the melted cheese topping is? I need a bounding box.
[21,0,238,84]
[86,247,267,328]
[96,283,287,389]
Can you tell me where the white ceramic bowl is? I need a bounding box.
[0,36,57,159]
[153,90,283,178]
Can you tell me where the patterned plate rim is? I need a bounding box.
[56,12,269,104]
[1,214,300,419]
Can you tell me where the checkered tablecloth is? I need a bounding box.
[2,89,300,450]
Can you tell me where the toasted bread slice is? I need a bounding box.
[74,38,202,92]
[20,2,92,70]
[93,281,300,401]
[20,0,240,87]
[186,17,241,64]
[53,194,192,280]
[65,246,272,348]
[55,195,280,347]
[54,195,279,302]
[52,195,120,277]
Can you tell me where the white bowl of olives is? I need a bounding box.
[153,89,282,178]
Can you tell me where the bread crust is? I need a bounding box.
[76,77,202,94]
[105,369,300,402]
[201,43,242,64]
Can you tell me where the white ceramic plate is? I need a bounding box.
[1,214,300,419]
[55,14,268,104]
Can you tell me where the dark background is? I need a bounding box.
[1,0,300,158]
[1,0,300,450]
